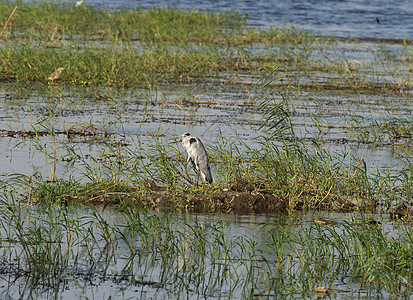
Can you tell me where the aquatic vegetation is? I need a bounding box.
[0,196,412,298]
[0,2,413,299]
[18,87,403,214]
[0,44,239,85]
[0,69,409,213]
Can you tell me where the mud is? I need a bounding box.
[140,188,287,214]
[69,183,374,215]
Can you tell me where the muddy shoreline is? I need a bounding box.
[64,183,375,215]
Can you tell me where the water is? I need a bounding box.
[69,0,413,40]
[0,204,404,299]
[0,79,408,180]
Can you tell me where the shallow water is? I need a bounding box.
[1,76,409,182]
[0,82,406,180]
[0,203,404,299]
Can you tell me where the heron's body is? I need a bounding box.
[181,133,213,184]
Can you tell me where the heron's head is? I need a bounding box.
[181,133,193,148]
[181,133,190,141]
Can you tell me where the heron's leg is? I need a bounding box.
[188,158,197,185]
[195,170,200,188]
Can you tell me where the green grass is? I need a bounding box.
[0,1,317,45]
[30,178,135,204]
[1,2,411,91]
[0,1,246,43]
[0,43,263,85]
[1,39,411,90]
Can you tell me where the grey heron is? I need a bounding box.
[181,133,213,184]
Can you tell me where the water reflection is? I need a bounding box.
[0,202,406,299]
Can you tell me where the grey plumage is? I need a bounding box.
[181,133,213,184]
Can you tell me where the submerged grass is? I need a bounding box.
[293,220,413,297]
[1,195,413,298]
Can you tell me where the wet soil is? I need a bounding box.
[67,184,285,214]
[140,187,288,214]
[72,183,373,214]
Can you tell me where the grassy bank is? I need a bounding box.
[25,130,408,215]
[0,1,312,44]
[0,44,268,85]
[0,2,412,90]
[0,2,246,42]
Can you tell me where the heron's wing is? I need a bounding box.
[199,163,213,183]
[193,141,213,183]
[188,157,196,170]
[182,135,213,183]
